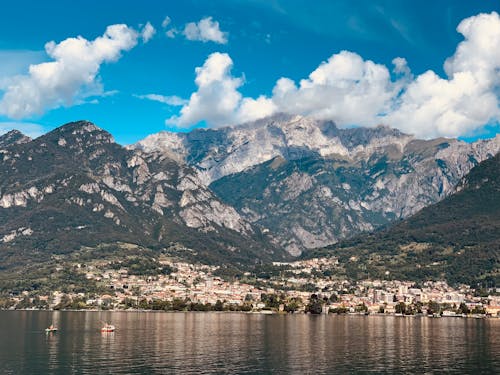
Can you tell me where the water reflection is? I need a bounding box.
[0,311,498,374]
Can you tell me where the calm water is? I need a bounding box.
[0,311,498,374]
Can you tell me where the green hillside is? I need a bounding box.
[308,153,500,287]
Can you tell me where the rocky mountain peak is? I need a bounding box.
[41,120,115,149]
[0,130,32,148]
[0,120,287,269]
[134,114,417,185]
[131,114,500,255]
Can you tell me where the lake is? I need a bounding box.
[0,311,498,374]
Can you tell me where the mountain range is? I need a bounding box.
[0,122,286,278]
[1,115,499,287]
[136,114,500,255]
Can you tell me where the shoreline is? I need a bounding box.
[2,308,497,319]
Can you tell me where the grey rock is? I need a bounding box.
[134,114,500,255]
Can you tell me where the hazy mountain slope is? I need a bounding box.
[135,114,500,255]
[0,121,287,275]
[308,153,500,287]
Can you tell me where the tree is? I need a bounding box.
[329,306,348,314]
[189,302,209,311]
[138,298,150,309]
[395,302,406,314]
[457,302,470,315]
[329,293,339,303]
[16,296,33,309]
[427,300,441,315]
[284,298,302,313]
[172,298,188,311]
[239,303,252,312]
[214,300,224,311]
[355,303,368,313]
[261,293,280,309]
[471,305,486,315]
[0,298,15,309]
[121,298,136,309]
[414,302,423,314]
[306,294,323,314]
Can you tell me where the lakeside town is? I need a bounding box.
[2,256,499,318]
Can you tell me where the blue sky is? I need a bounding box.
[0,0,499,144]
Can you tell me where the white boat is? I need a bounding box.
[45,324,58,333]
[101,323,115,333]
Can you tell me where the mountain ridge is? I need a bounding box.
[133,114,500,254]
[0,121,288,281]
[2,115,499,272]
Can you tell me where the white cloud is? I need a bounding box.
[384,12,500,138]
[135,93,187,106]
[167,53,275,128]
[238,96,277,124]
[166,28,178,39]
[170,12,500,139]
[0,121,45,138]
[170,51,391,129]
[160,16,178,38]
[0,24,140,119]
[392,57,410,76]
[183,17,228,44]
[168,53,242,127]
[270,51,395,127]
[161,16,171,29]
[141,22,156,43]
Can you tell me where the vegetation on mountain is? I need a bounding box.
[1,118,499,292]
[0,121,288,292]
[307,153,500,287]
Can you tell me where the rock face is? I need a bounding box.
[135,114,500,255]
[3,115,499,268]
[0,121,286,271]
[311,152,500,286]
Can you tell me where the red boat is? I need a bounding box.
[101,323,115,333]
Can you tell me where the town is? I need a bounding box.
[2,256,499,318]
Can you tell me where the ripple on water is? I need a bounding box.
[0,311,498,374]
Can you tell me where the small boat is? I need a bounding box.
[45,324,58,333]
[101,323,115,333]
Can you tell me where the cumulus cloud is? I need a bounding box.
[160,15,178,38]
[183,17,228,44]
[161,16,171,29]
[168,53,242,127]
[170,12,500,139]
[392,57,410,76]
[0,24,140,119]
[270,51,395,127]
[135,93,187,106]
[169,50,393,129]
[167,52,274,128]
[141,22,156,43]
[165,28,178,39]
[385,11,500,138]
